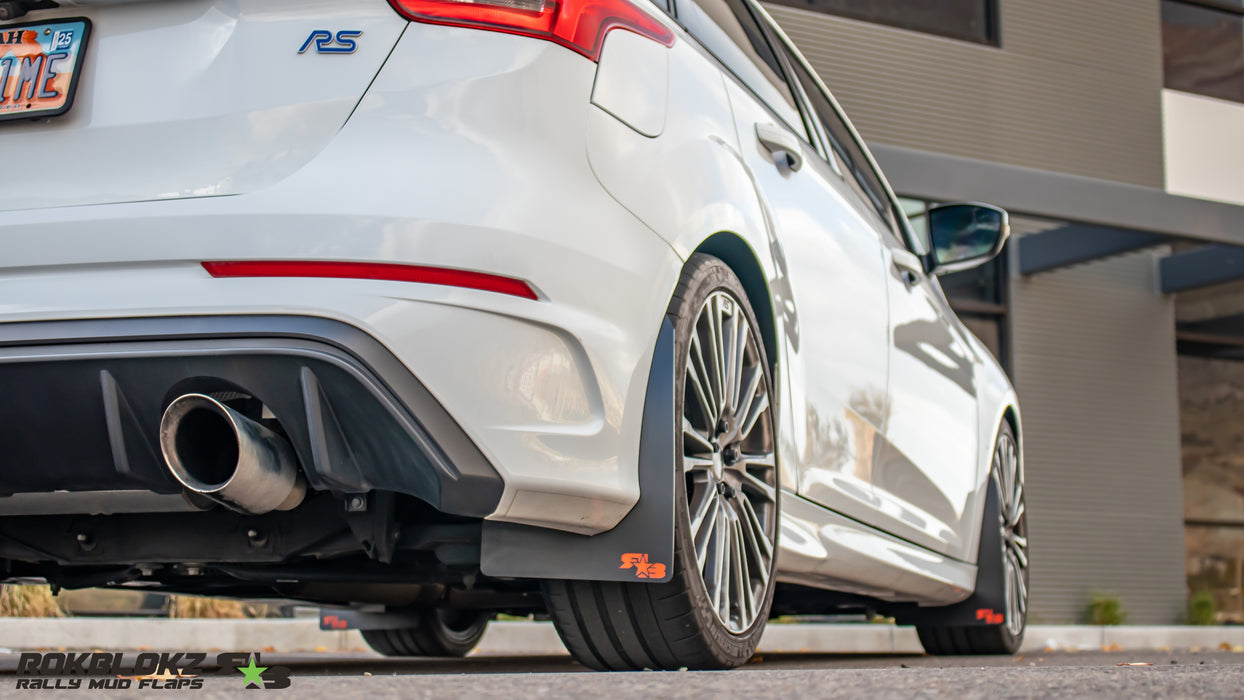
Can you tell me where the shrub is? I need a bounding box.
[1188,590,1217,626]
[1085,592,1127,625]
[0,585,64,618]
[169,595,272,619]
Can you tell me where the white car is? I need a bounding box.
[0,0,1026,670]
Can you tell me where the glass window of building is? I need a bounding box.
[1179,355,1244,624]
[1162,0,1244,104]
[762,0,998,45]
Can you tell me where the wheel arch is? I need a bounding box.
[966,401,1022,557]
[996,402,1024,496]
[692,232,779,378]
[1001,406,1021,451]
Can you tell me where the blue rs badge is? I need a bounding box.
[298,30,362,55]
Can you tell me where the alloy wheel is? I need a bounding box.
[995,431,1028,638]
[681,290,778,634]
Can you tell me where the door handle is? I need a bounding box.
[891,248,924,285]
[755,123,803,172]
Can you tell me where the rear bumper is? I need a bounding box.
[0,315,502,518]
[0,29,685,534]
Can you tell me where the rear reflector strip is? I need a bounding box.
[201,261,539,301]
[387,0,674,62]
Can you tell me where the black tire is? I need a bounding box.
[361,608,490,657]
[917,421,1027,655]
[544,253,780,671]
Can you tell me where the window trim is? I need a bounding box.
[754,1,929,255]
[673,0,811,142]
[650,0,676,19]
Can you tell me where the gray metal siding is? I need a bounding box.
[764,0,1166,188]
[1008,218,1186,624]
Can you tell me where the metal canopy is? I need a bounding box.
[871,144,1244,247]
[869,144,1244,278]
[1017,225,1165,275]
[1161,245,1244,294]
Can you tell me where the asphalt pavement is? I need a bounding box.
[4,648,1244,699]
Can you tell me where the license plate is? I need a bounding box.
[0,18,91,122]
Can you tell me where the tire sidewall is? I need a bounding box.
[993,422,1025,653]
[428,608,490,654]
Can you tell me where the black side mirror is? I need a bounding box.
[926,203,1010,276]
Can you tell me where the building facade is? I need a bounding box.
[763,0,1244,624]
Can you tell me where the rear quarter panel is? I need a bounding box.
[586,31,796,491]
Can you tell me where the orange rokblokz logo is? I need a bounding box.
[13,651,292,691]
[620,553,666,579]
[976,608,1004,625]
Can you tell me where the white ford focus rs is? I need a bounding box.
[0,0,1027,669]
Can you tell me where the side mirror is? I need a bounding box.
[926,203,1010,276]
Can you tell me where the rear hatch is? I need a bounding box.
[0,0,407,212]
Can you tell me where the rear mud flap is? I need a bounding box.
[891,474,1007,627]
[479,319,675,583]
[319,608,421,631]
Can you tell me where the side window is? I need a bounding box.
[898,197,933,255]
[680,0,809,139]
[779,47,899,234]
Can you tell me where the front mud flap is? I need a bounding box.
[319,608,421,631]
[479,319,675,583]
[891,474,1008,627]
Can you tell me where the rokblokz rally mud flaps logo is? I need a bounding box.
[14,651,292,690]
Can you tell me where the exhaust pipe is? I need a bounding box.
[159,393,306,515]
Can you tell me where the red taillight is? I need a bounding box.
[202,261,539,301]
[387,0,674,62]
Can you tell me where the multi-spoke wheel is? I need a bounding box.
[996,428,1028,641]
[917,421,1028,655]
[544,254,779,670]
[681,290,777,635]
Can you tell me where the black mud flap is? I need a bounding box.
[890,474,1007,627]
[479,318,675,583]
[319,608,421,632]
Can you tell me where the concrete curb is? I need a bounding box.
[2,619,1243,655]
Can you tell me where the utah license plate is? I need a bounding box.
[0,18,91,122]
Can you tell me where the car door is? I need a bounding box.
[677,0,892,526]
[772,36,982,559]
[875,237,983,559]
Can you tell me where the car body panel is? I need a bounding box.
[755,8,1021,568]
[0,27,684,536]
[873,256,982,559]
[777,493,975,605]
[585,1,1018,603]
[0,0,407,212]
[718,79,897,542]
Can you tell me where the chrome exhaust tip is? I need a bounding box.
[158,393,306,515]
